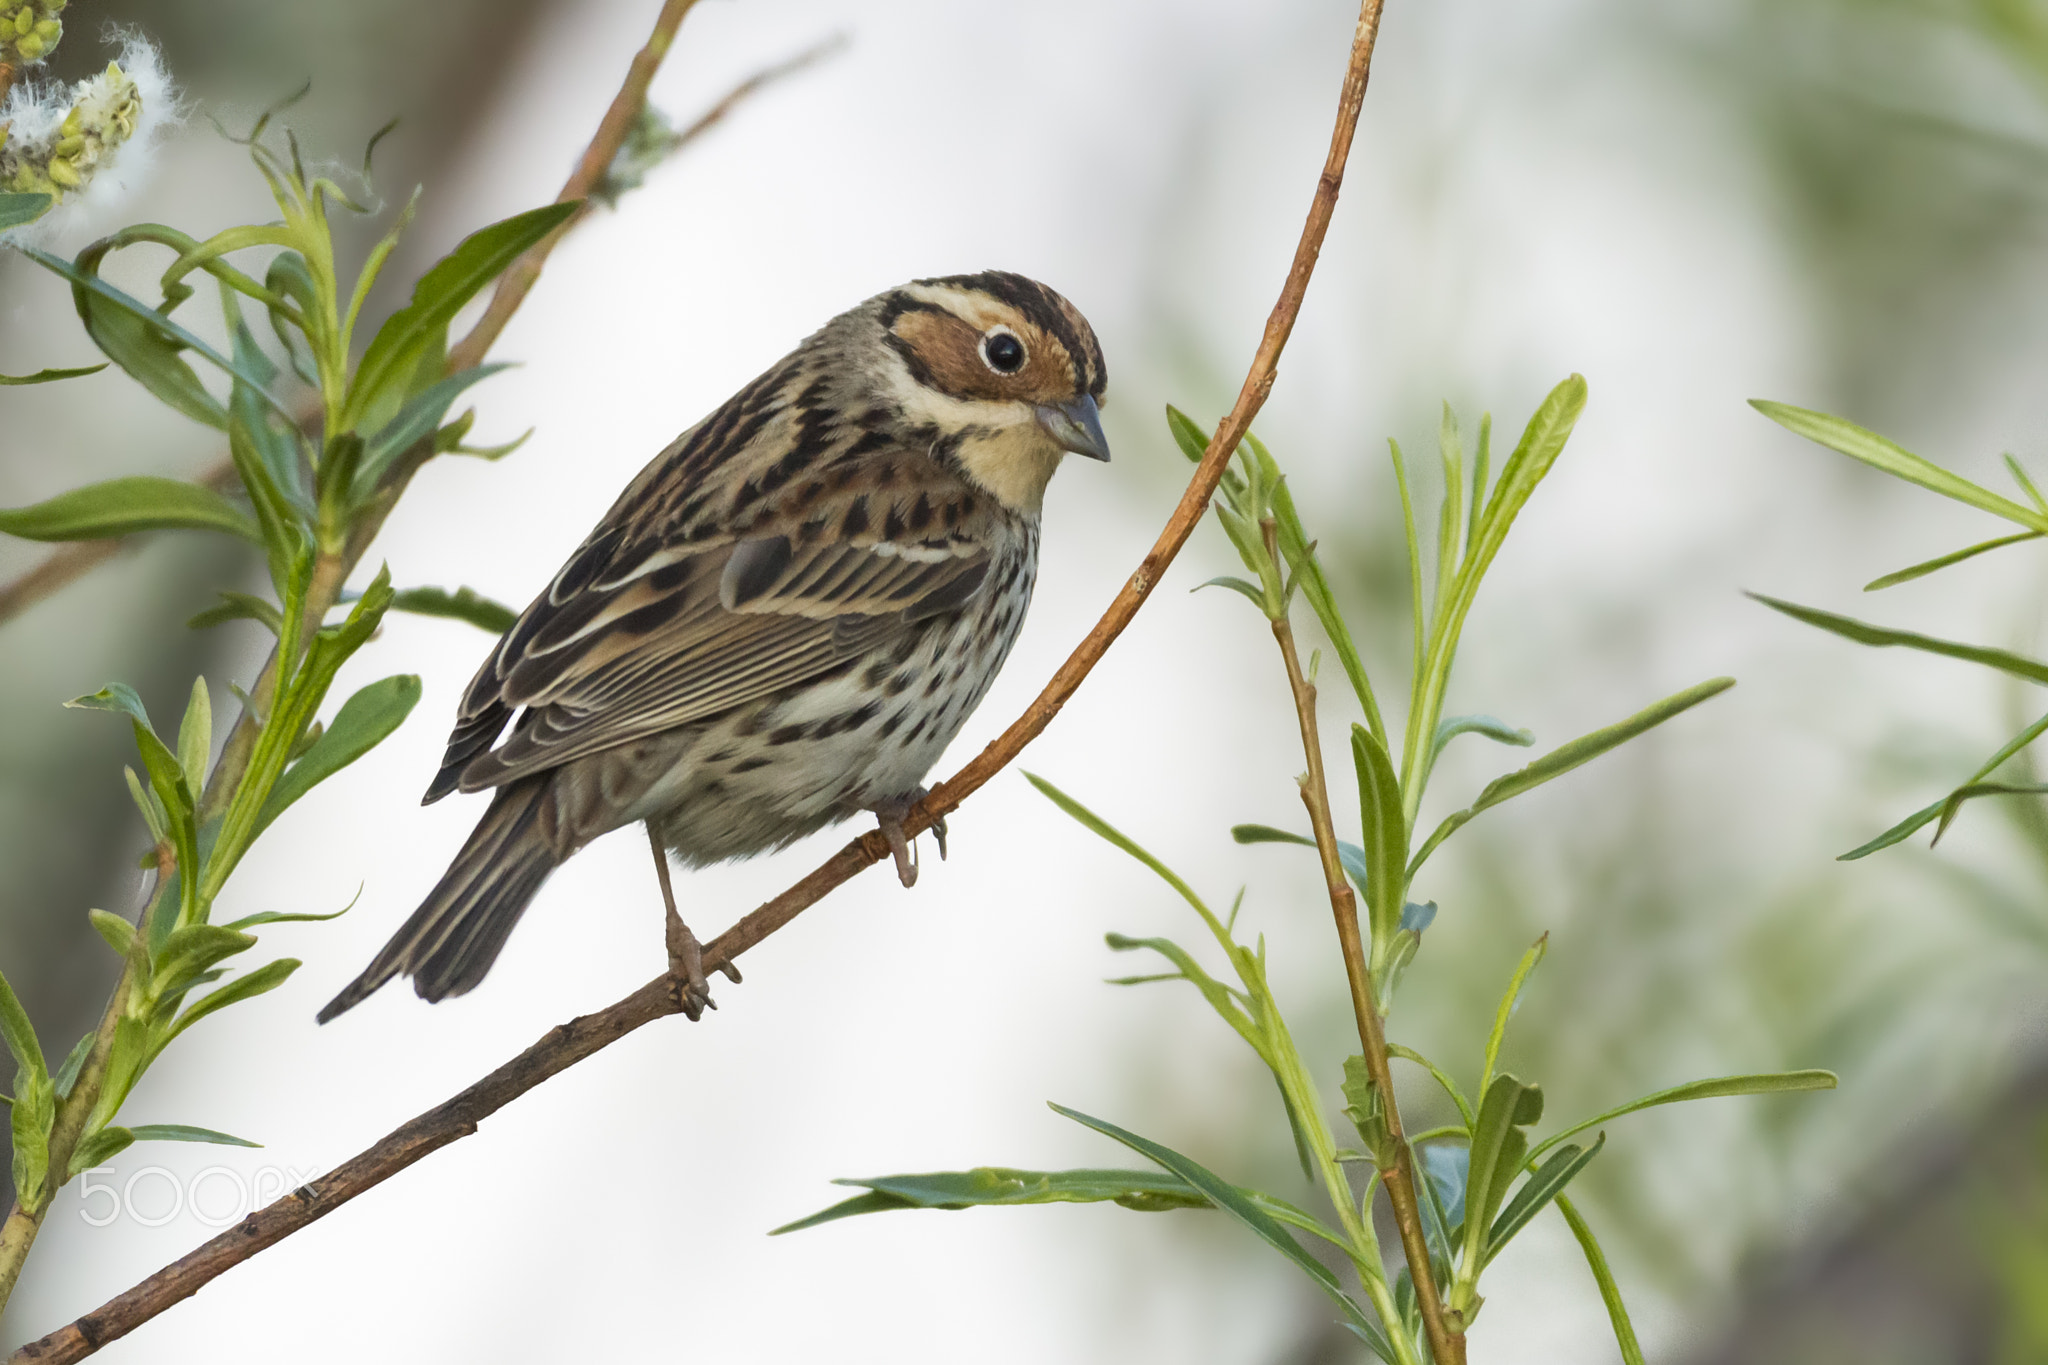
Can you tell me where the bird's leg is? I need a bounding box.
[869,787,947,888]
[648,822,713,1021]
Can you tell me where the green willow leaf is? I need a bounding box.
[188,591,284,636]
[0,363,108,385]
[352,363,513,495]
[1410,677,1735,877]
[1751,400,2048,535]
[1841,709,2048,860]
[388,585,517,635]
[51,1032,95,1099]
[1557,1195,1645,1365]
[1351,724,1407,947]
[0,191,53,231]
[1751,593,2048,684]
[1460,1074,1543,1272]
[1864,531,2040,591]
[771,1167,1207,1234]
[0,477,260,544]
[1482,1133,1604,1268]
[1230,824,1316,848]
[1165,403,1213,464]
[23,247,293,425]
[0,967,47,1082]
[1531,1070,1836,1162]
[249,675,421,841]
[158,959,300,1054]
[67,1126,135,1176]
[127,1123,261,1147]
[1050,1104,1385,1346]
[344,201,579,431]
[1432,713,1535,760]
[1932,782,2048,844]
[1481,936,1547,1097]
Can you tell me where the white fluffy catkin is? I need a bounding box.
[1,31,178,247]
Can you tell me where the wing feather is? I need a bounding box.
[427,411,1003,798]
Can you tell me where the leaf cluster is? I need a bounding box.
[1752,402,2048,858]
[779,386,1825,1362]
[0,113,556,1230]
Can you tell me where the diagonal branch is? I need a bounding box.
[9,1,1389,1358]
[0,21,837,629]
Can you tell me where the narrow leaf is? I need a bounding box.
[0,967,47,1080]
[1230,824,1315,848]
[771,1167,1207,1234]
[1751,400,2048,535]
[0,363,108,386]
[1557,1194,1646,1365]
[0,477,259,544]
[24,247,292,424]
[250,675,422,840]
[352,363,512,494]
[68,1126,135,1176]
[1751,593,2048,685]
[1532,1070,1837,1161]
[1483,1133,1604,1267]
[345,201,578,430]
[160,959,300,1050]
[188,591,283,635]
[87,908,138,962]
[1842,709,2048,859]
[1350,724,1408,948]
[1051,1104,1382,1341]
[177,677,212,790]
[1432,714,1535,760]
[127,1123,261,1147]
[1864,531,2040,591]
[388,585,517,635]
[1411,678,1734,876]
[51,1032,95,1099]
[1482,936,1548,1097]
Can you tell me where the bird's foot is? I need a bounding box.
[664,907,715,1022]
[870,788,947,888]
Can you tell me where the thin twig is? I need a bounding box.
[10,1,1389,1357]
[442,0,702,373]
[1267,534,1463,1364]
[0,25,829,626]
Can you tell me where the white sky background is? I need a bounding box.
[12,0,2048,1360]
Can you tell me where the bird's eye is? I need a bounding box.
[980,329,1026,374]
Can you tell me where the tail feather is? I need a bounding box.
[318,777,559,1023]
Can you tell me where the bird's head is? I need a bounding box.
[872,271,1109,514]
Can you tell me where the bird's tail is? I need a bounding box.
[318,776,559,1023]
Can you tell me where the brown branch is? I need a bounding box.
[1268,526,1462,1365]
[0,20,831,626]
[442,0,701,373]
[10,0,1389,1357]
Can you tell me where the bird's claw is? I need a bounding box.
[871,788,945,888]
[664,913,715,1022]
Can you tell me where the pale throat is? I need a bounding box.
[883,361,1064,515]
[953,423,1063,514]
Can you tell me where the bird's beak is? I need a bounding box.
[1034,393,1111,462]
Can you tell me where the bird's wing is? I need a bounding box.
[425,427,1001,799]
